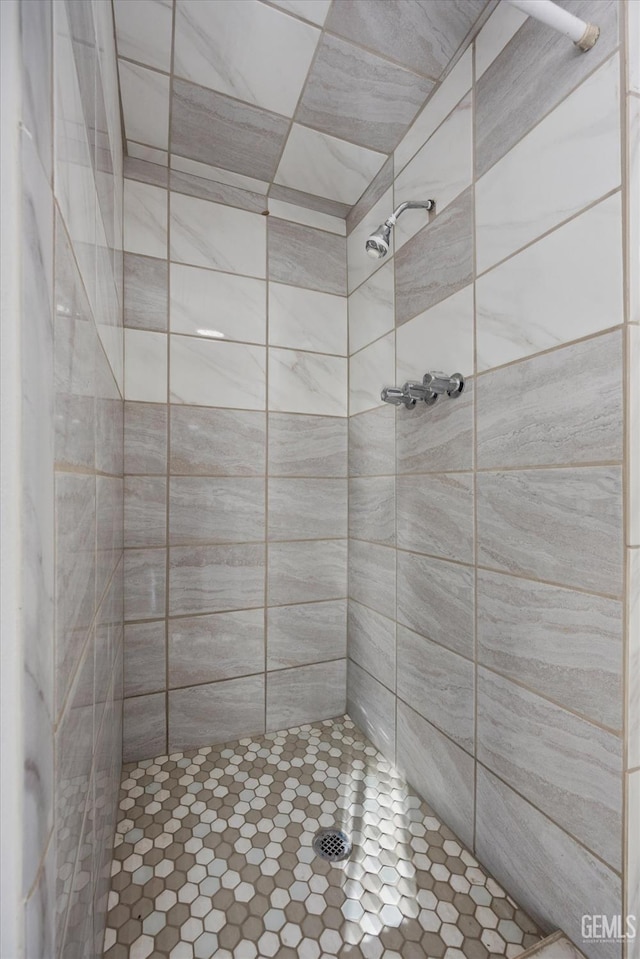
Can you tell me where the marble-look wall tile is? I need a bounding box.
[628,326,640,547]
[629,550,640,770]
[268,540,347,607]
[395,47,472,175]
[124,329,167,403]
[326,0,484,81]
[270,0,331,28]
[267,660,346,730]
[268,348,347,417]
[170,191,266,278]
[348,259,394,355]
[124,402,167,475]
[397,473,474,563]
[477,467,623,596]
[124,621,166,697]
[397,625,474,753]
[173,0,319,118]
[477,668,622,868]
[168,609,265,687]
[476,0,619,177]
[396,701,474,848]
[477,569,622,731]
[297,34,434,154]
[395,93,473,251]
[269,283,347,355]
[397,551,474,660]
[275,124,385,208]
[169,675,266,750]
[476,54,620,273]
[347,660,396,760]
[123,692,166,762]
[476,194,623,371]
[396,284,474,383]
[170,170,267,214]
[96,475,124,602]
[268,478,347,541]
[346,155,393,236]
[349,332,395,416]
[474,2,527,81]
[267,600,346,670]
[397,377,473,474]
[268,218,347,296]
[170,407,266,476]
[124,253,168,332]
[267,198,346,238]
[170,153,270,196]
[347,601,395,689]
[124,548,166,621]
[123,179,167,258]
[268,414,347,477]
[169,543,265,616]
[118,59,170,152]
[477,331,623,468]
[348,406,395,477]
[395,187,473,326]
[124,476,166,548]
[169,476,265,544]
[20,0,52,179]
[627,770,640,953]
[171,79,289,183]
[113,0,173,71]
[170,263,266,344]
[348,540,395,619]
[124,154,169,187]
[347,188,393,294]
[349,476,395,546]
[170,335,266,410]
[475,767,622,959]
[270,183,351,220]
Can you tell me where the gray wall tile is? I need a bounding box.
[297,34,434,154]
[476,767,622,959]
[347,660,396,760]
[348,539,395,619]
[267,600,346,669]
[170,407,265,476]
[477,332,623,468]
[124,253,168,331]
[168,609,264,687]
[348,476,395,546]
[124,548,167,621]
[269,183,351,219]
[170,170,267,213]
[268,413,347,477]
[397,701,475,848]
[477,569,622,730]
[397,551,474,660]
[125,402,167,475]
[347,600,395,688]
[169,543,265,616]
[124,476,167,548]
[397,473,474,563]
[397,625,474,752]
[397,379,473,474]
[349,405,395,477]
[268,217,347,295]
[123,693,166,763]
[475,0,619,178]
[123,157,169,188]
[266,660,346,730]
[169,675,266,750]
[346,156,394,235]
[477,668,622,869]
[124,621,166,697]
[268,540,347,606]
[268,478,347,540]
[171,78,289,182]
[395,187,473,326]
[477,467,623,596]
[169,476,265,544]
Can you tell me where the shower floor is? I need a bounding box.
[103,716,542,959]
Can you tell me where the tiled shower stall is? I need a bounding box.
[2,0,639,957]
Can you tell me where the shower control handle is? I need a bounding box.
[380,386,416,409]
[423,372,465,397]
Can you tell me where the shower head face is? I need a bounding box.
[365,223,391,259]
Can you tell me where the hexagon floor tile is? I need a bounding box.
[103,716,543,959]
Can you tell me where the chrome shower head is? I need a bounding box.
[364,200,435,259]
[365,222,392,259]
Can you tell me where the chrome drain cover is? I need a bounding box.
[312,827,352,862]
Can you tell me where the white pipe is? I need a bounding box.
[505,0,600,50]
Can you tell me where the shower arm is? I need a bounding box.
[384,200,434,228]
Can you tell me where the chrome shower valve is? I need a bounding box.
[381,371,465,410]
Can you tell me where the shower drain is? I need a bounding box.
[312,827,352,862]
